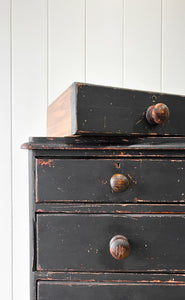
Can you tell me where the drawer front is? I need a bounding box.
[36,158,185,203]
[37,214,185,272]
[76,83,185,136]
[38,281,185,300]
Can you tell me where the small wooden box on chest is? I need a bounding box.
[22,83,185,300]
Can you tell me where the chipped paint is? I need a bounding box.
[38,159,54,167]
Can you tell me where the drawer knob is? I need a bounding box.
[109,235,131,260]
[110,173,129,192]
[146,103,169,125]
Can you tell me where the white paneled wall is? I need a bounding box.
[86,0,123,86]
[48,0,85,103]
[12,0,48,299]
[1,0,185,299]
[0,1,12,299]
[162,0,185,94]
[124,0,162,91]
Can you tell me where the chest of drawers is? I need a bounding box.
[22,136,185,300]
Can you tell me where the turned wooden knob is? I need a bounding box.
[146,103,169,125]
[110,173,129,192]
[109,235,131,260]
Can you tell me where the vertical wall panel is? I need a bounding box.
[124,0,161,91]
[0,1,12,299]
[162,0,185,95]
[86,0,123,87]
[12,0,47,299]
[48,0,85,104]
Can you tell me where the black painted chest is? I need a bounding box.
[22,136,185,300]
[23,84,185,299]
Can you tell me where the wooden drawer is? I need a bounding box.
[36,214,185,272]
[36,158,185,203]
[37,281,185,300]
[47,82,185,137]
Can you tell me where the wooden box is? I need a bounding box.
[47,82,185,136]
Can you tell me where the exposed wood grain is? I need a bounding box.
[31,270,185,300]
[23,136,185,148]
[34,271,185,283]
[110,174,130,193]
[35,203,185,215]
[146,103,170,125]
[109,235,131,260]
[47,83,75,136]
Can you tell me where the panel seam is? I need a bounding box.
[10,0,13,299]
[84,0,86,82]
[160,0,163,92]
[122,0,125,87]
[47,0,49,107]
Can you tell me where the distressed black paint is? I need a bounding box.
[36,158,185,203]
[76,83,185,136]
[38,281,185,300]
[46,82,185,136]
[36,214,185,272]
[22,136,185,299]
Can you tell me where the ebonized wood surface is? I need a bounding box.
[36,213,185,272]
[22,137,185,299]
[47,82,185,136]
[38,281,185,300]
[36,158,185,203]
